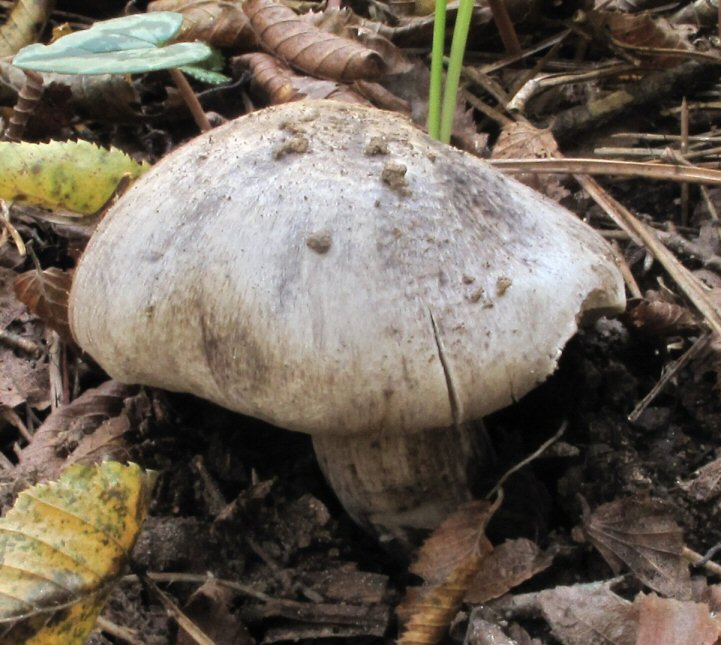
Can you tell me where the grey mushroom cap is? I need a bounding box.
[70,101,625,437]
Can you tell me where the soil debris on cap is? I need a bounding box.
[381,160,410,196]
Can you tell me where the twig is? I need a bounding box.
[508,63,633,113]
[682,546,721,578]
[486,421,567,499]
[137,571,215,645]
[656,230,721,274]
[488,576,627,619]
[550,61,717,143]
[95,616,144,645]
[628,333,711,423]
[490,158,721,185]
[0,329,41,358]
[680,97,690,226]
[0,200,26,255]
[246,535,324,602]
[611,240,642,299]
[48,331,63,410]
[487,0,521,55]
[575,176,721,340]
[0,407,32,443]
[133,571,273,603]
[480,29,571,74]
[168,68,212,133]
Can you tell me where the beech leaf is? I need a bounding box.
[398,500,497,644]
[0,140,149,215]
[0,461,156,643]
[582,497,692,599]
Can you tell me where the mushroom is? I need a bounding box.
[69,101,625,551]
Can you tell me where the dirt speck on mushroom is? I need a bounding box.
[381,161,410,196]
[306,232,332,254]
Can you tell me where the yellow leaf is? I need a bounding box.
[0,140,150,215]
[0,461,157,644]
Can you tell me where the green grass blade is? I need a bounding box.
[439,0,475,143]
[427,0,447,140]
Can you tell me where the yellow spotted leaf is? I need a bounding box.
[0,462,157,644]
[0,140,150,215]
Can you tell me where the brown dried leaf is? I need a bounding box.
[244,0,386,81]
[678,455,721,501]
[304,9,411,75]
[234,52,302,104]
[0,0,53,57]
[492,122,569,201]
[0,266,48,409]
[398,500,496,645]
[234,52,369,105]
[625,296,697,337]
[588,10,695,67]
[634,593,721,645]
[538,584,637,645]
[14,267,73,344]
[178,579,254,645]
[16,380,139,483]
[582,497,692,599]
[465,538,554,603]
[148,0,259,50]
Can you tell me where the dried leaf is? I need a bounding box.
[625,296,697,336]
[635,593,721,645]
[582,497,692,599]
[0,266,48,410]
[14,267,73,343]
[465,538,554,603]
[588,10,695,67]
[538,584,637,645]
[492,122,569,201]
[0,0,53,57]
[243,0,386,81]
[148,0,259,50]
[0,461,156,644]
[678,455,721,501]
[398,500,496,645]
[235,52,368,105]
[0,140,149,215]
[17,381,139,482]
[178,579,254,645]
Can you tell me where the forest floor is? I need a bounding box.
[2,0,721,643]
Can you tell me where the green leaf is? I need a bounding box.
[180,65,229,85]
[13,12,214,75]
[0,140,150,215]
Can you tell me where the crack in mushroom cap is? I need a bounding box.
[70,101,625,436]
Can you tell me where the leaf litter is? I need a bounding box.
[5,0,721,643]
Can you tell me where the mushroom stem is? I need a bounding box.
[312,422,489,554]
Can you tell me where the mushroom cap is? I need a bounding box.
[70,101,624,436]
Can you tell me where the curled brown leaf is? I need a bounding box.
[625,293,697,336]
[244,0,386,82]
[235,53,369,106]
[148,0,259,50]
